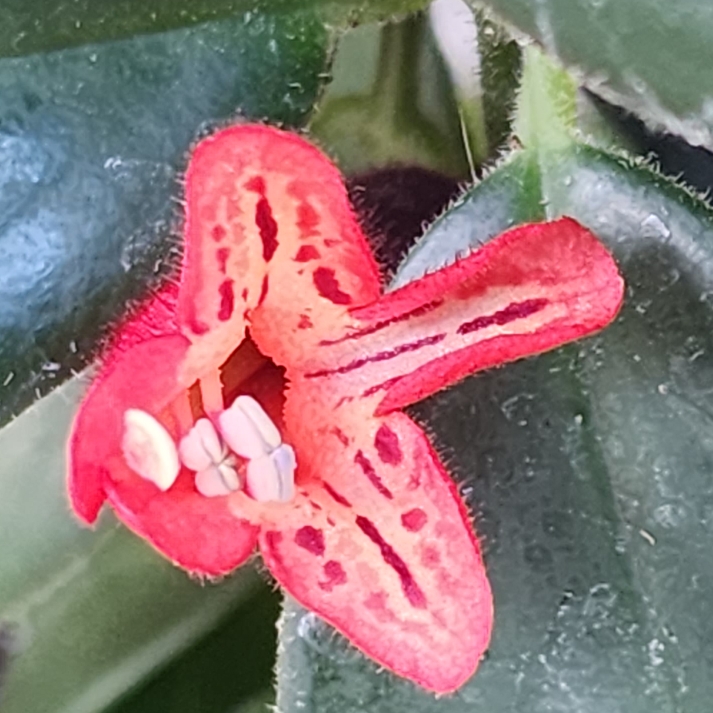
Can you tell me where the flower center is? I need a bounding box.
[121,358,296,505]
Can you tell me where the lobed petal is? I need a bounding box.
[259,388,492,693]
[67,124,626,684]
[183,124,380,375]
[67,322,257,576]
[105,469,257,576]
[309,218,624,414]
[68,333,189,523]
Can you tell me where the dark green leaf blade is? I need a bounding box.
[108,588,282,713]
[0,0,429,58]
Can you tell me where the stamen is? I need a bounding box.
[218,395,281,459]
[179,395,297,502]
[178,418,226,472]
[122,409,180,491]
[246,444,297,503]
[179,418,241,498]
[195,462,241,498]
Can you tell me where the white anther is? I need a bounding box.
[194,461,241,498]
[122,409,180,491]
[179,417,241,498]
[179,418,226,472]
[218,395,282,460]
[245,444,296,503]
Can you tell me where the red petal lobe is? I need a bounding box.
[260,392,492,693]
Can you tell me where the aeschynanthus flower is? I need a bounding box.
[67,125,623,693]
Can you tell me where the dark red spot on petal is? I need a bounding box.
[241,287,248,300]
[319,560,347,591]
[355,516,426,608]
[313,267,352,305]
[322,482,352,507]
[297,314,313,329]
[332,427,349,446]
[319,299,444,346]
[306,334,446,379]
[218,279,234,321]
[354,450,393,499]
[324,238,340,247]
[244,175,266,193]
[295,526,325,556]
[374,424,402,465]
[188,318,210,336]
[294,244,320,262]
[401,508,428,532]
[216,247,230,274]
[211,224,226,242]
[457,298,548,335]
[257,275,269,307]
[297,200,320,237]
[255,197,278,262]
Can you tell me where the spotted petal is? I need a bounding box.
[310,217,624,414]
[258,389,492,693]
[182,125,381,379]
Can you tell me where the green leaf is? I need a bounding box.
[470,0,713,149]
[109,590,281,713]
[275,49,713,713]
[0,11,329,427]
[0,0,429,58]
[0,376,273,713]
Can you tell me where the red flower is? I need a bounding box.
[67,125,623,692]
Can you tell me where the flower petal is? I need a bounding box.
[310,217,624,414]
[106,471,258,576]
[183,124,380,375]
[259,391,492,693]
[68,333,190,523]
[68,327,257,575]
